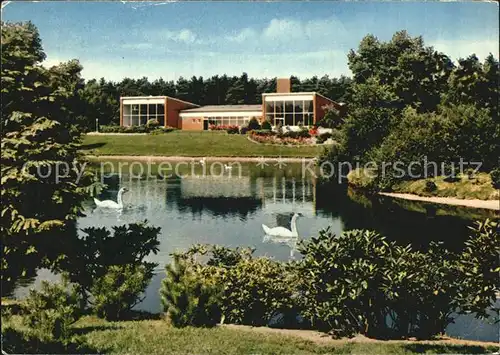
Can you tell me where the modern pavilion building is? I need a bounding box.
[120,78,346,130]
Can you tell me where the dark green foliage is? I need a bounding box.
[490,168,500,189]
[279,129,309,139]
[22,280,83,342]
[159,220,498,339]
[369,105,499,189]
[297,221,499,339]
[91,264,153,321]
[261,120,272,130]
[251,130,276,137]
[424,180,438,192]
[247,117,261,130]
[99,124,176,134]
[220,256,297,326]
[226,126,239,134]
[59,221,160,317]
[325,30,499,188]
[455,219,500,319]
[278,130,311,139]
[316,132,332,144]
[163,245,297,327]
[1,326,96,354]
[297,229,390,336]
[319,105,344,129]
[1,21,97,295]
[160,255,221,327]
[338,78,399,161]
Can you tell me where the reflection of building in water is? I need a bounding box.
[260,176,317,217]
[164,176,262,219]
[116,174,318,220]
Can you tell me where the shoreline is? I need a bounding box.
[84,155,316,163]
[380,192,499,211]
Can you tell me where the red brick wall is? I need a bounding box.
[180,116,204,130]
[276,78,291,93]
[165,97,198,128]
[314,94,346,124]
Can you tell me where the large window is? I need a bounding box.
[204,116,250,129]
[122,102,165,126]
[265,99,314,127]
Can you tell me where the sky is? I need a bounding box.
[2,1,499,81]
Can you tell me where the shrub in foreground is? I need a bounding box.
[160,254,220,327]
[91,264,153,321]
[58,221,161,320]
[162,220,499,340]
[22,280,83,342]
[162,245,298,327]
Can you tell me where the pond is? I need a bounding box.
[13,161,499,342]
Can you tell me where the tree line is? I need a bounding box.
[322,30,499,188]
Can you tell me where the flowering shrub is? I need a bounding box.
[251,130,276,137]
[309,127,318,136]
[250,134,313,146]
[208,124,240,134]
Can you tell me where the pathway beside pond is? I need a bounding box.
[85,155,316,163]
[380,192,499,211]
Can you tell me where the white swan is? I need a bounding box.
[94,187,128,209]
[262,213,303,238]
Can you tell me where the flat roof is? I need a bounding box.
[180,104,262,113]
[121,95,200,107]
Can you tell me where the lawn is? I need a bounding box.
[81,132,327,158]
[4,315,498,354]
[347,168,499,201]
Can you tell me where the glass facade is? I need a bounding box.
[265,99,314,126]
[123,103,165,126]
[205,116,250,128]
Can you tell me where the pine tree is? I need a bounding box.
[160,255,220,327]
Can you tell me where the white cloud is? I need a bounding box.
[224,16,349,48]
[226,28,258,43]
[161,28,198,44]
[429,39,499,61]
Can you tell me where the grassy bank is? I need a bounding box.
[347,169,499,201]
[82,132,326,158]
[4,315,498,354]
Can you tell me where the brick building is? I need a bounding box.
[120,78,345,130]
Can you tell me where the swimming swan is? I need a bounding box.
[93,187,129,209]
[262,212,303,238]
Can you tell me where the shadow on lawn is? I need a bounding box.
[81,142,107,150]
[1,327,108,354]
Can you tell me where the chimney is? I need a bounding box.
[276,78,291,93]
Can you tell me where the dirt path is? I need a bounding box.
[85,155,315,163]
[380,192,499,211]
[222,324,500,347]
